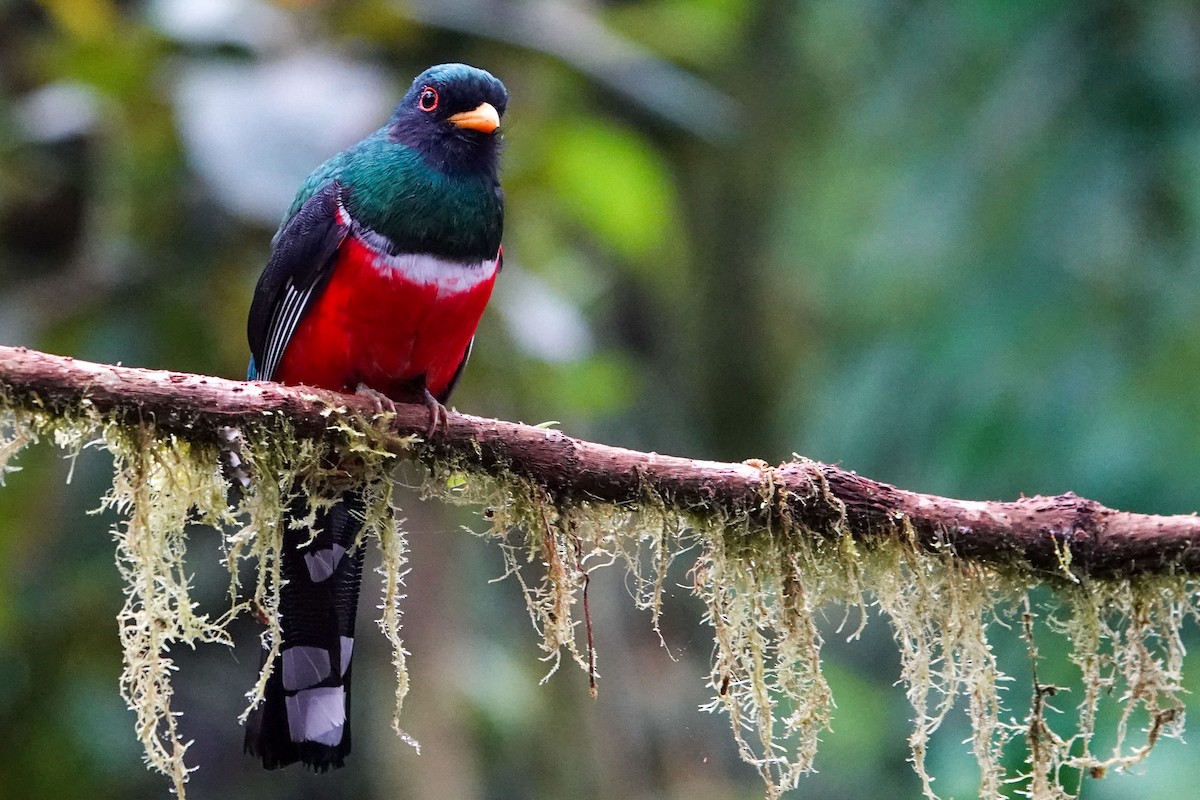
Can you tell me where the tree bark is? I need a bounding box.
[1,343,1196,580]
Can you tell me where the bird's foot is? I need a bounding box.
[354,383,397,417]
[420,387,450,439]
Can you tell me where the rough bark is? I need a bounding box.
[2,343,1196,580]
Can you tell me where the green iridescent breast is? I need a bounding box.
[284,130,503,262]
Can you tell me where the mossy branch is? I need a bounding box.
[3,343,1199,800]
[1,344,1195,581]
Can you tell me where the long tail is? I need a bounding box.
[245,492,366,771]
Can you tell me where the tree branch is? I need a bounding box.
[2,343,1196,580]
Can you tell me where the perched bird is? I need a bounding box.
[243,63,508,771]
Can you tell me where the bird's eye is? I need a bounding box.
[418,87,439,112]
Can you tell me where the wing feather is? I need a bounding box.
[248,181,349,381]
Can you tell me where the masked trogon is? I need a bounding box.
[243,62,507,771]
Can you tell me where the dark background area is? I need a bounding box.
[2,1,1200,797]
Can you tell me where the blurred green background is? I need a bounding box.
[2,0,1200,798]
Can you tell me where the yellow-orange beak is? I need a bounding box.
[448,102,501,134]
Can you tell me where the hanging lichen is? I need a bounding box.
[0,399,410,797]
[0,391,1194,800]
[103,427,236,791]
[417,453,1194,800]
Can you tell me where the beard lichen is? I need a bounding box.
[1,394,1197,799]
[103,426,237,792]
[417,454,1197,800]
[0,399,409,797]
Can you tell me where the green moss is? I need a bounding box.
[0,400,408,797]
[419,456,1194,799]
[0,398,1194,799]
[103,426,235,791]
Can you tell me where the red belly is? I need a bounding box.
[274,238,497,401]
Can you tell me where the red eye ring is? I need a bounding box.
[418,86,439,112]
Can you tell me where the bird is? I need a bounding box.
[243,62,508,771]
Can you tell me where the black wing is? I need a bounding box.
[248,181,348,381]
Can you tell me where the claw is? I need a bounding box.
[355,383,397,417]
[354,382,446,438]
[420,387,450,438]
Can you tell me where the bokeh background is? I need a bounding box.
[2,1,1200,798]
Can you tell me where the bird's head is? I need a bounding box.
[389,63,509,174]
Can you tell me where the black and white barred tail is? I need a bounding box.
[245,493,366,771]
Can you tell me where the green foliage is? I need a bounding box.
[541,118,682,263]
